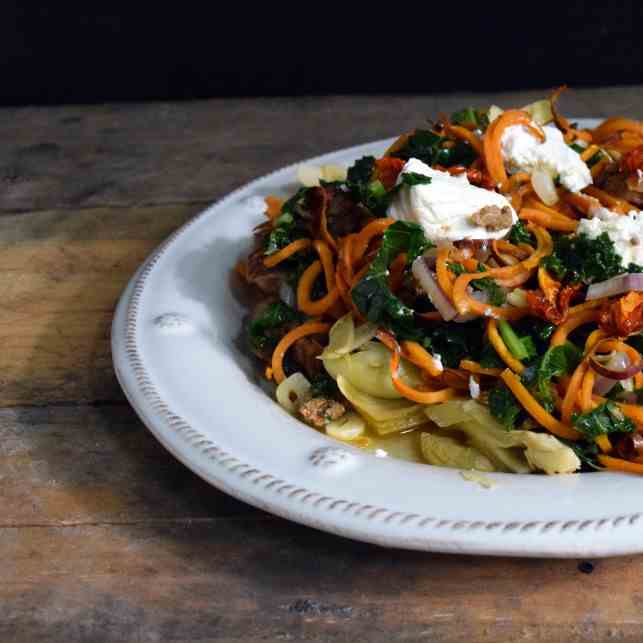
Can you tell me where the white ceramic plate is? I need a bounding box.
[112,120,643,557]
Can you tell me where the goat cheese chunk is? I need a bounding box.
[501,124,592,193]
[577,206,643,267]
[388,158,517,242]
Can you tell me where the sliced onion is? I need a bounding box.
[411,256,457,321]
[590,351,643,380]
[586,273,643,300]
[593,375,618,396]
[531,168,559,206]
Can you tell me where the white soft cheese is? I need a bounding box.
[388,158,517,242]
[501,124,592,193]
[577,207,643,267]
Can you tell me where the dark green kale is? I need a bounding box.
[473,278,506,306]
[309,373,340,399]
[522,342,581,412]
[451,107,478,128]
[573,401,636,439]
[564,438,601,470]
[447,261,466,276]
[264,187,312,255]
[479,342,504,369]
[424,319,486,369]
[351,221,433,338]
[346,156,391,215]
[391,129,477,167]
[448,262,505,305]
[399,172,432,187]
[488,383,522,430]
[247,302,301,352]
[541,232,641,284]
[508,221,536,246]
[497,320,537,362]
[345,157,434,215]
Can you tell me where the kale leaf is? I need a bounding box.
[472,272,506,306]
[351,221,433,338]
[479,342,504,369]
[448,262,505,305]
[424,319,486,369]
[264,187,311,255]
[447,261,466,276]
[399,172,432,187]
[508,221,535,246]
[522,342,581,412]
[391,129,477,167]
[247,302,301,352]
[346,156,391,215]
[488,383,522,430]
[573,401,636,439]
[451,107,478,128]
[541,232,636,284]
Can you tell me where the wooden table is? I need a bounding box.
[3,87,643,642]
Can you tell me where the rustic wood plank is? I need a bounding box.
[2,518,641,642]
[0,404,251,526]
[0,204,197,405]
[1,87,639,213]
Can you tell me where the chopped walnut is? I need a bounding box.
[298,397,346,428]
[470,205,514,232]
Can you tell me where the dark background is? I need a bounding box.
[3,4,642,106]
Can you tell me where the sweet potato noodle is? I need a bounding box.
[237,87,643,476]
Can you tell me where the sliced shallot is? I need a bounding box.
[586,273,643,300]
[412,256,458,321]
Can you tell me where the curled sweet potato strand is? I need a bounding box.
[550,310,601,347]
[264,239,312,268]
[500,368,581,440]
[459,360,503,376]
[436,245,455,299]
[377,331,456,404]
[597,455,643,475]
[451,224,551,318]
[584,185,636,213]
[445,124,483,155]
[271,322,331,384]
[264,195,284,220]
[297,261,341,316]
[400,340,444,378]
[519,208,578,232]
[592,117,643,144]
[561,360,589,425]
[352,218,395,262]
[483,110,544,187]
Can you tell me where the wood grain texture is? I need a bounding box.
[0,204,197,405]
[1,87,641,214]
[4,90,643,641]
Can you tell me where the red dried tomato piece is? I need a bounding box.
[599,291,643,337]
[374,157,406,190]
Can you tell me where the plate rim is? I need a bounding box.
[112,127,643,557]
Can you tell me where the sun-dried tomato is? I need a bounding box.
[374,157,406,190]
[599,291,643,337]
[620,145,643,175]
[526,284,581,325]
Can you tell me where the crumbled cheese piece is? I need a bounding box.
[577,207,643,267]
[501,124,592,192]
[388,158,517,242]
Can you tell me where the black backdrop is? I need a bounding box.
[3,3,643,105]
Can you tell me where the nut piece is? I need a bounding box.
[298,397,346,428]
[470,205,514,232]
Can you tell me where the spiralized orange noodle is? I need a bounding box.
[238,91,643,475]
